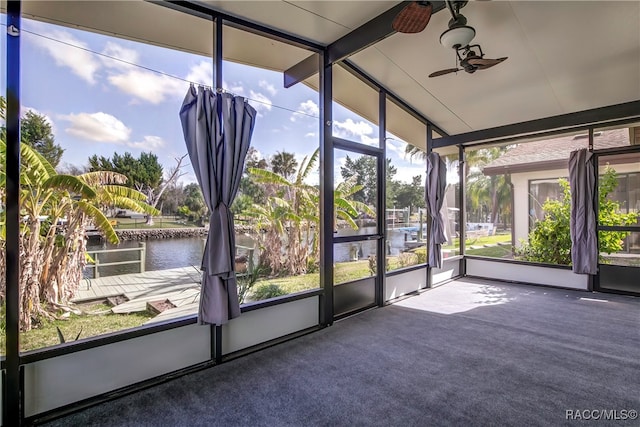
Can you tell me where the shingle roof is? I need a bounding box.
[482,129,631,175]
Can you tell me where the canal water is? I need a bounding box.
[85,235,256,277]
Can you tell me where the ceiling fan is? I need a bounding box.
[392,1,508,77]
[429,44,507,77]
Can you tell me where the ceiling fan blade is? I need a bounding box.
[392,2,433,34]
[467,57,508,69]
[429,68,462,78]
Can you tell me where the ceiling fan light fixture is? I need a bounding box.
[439,25,475,49]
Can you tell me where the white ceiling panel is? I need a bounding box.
[21,0,215,56]
[348,1,640,135]
[203,0,399,45]
[17,0,640,138]
[510,1,640,112]
[386,99,427,149]
[223,25,312,72]
[349,45,473,135]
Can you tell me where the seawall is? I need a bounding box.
[115,228,208,241]
[115,224,253,241]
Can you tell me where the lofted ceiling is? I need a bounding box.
[202,0,640,139]
[16,1,640,144]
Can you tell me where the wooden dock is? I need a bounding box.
[73,267,203,322]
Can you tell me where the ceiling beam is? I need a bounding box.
[284,53,319,88]
[341,60,449,137]
[285,1,447,88]
[433,100,640,148]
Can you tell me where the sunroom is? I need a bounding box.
[1,1,639,425]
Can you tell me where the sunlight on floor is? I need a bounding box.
[393,280,514,314]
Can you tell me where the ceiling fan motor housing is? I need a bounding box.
[440,25,475,49]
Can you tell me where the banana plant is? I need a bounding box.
[246,148,376,275]
[0,137,159,331]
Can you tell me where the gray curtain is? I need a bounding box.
[180,85,257,325]
[569,148,597,274]
[426,152,447,268]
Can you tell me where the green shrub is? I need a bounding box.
[252,284,286,301]
[516,167,638,265]
[397,252,418,268]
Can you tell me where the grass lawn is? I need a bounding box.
[13,244,494,353]
[443,232,512,250]
[18,303,154,353]
[15,261,376,354]
[466,245,513,258]
[110,217,199,229]
[251,260,375,295]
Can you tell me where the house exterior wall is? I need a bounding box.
[512,162,640,248]
[512,168,567,247]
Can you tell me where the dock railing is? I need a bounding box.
[85,242,146,278]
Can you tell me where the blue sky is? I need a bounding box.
[5,17,426,185]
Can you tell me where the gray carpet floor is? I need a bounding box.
[41,278,640,426]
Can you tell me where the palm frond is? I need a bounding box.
[98,185,148,201]
[44,175,96,199]
[79,171,128,186]
[248,167,291,186]
[20,143,55,184]
[296,148,319,185]
[351,200,376,217]
[110,196,160,216]
[334,198,358,217]
[405,144,427,161]
[76,201,119,244]
[336,211,359,229]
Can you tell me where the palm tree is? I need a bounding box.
[405,143,427,161]
[247,148,375,275]
[406,143,512,228]
[271,150,298,180]
[249,150,318,275]
[465,147,512,227]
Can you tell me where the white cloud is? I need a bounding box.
[100,42,139,70]
[258,80,277,96]
[333,118,378,145]
[333,118,373,138]
[186,61,213,86]
[31,30,100,84]
[290,99,319,122]
[59,112,166,151]
[60,112,131,143]
[223,81,245,96]
[108,69,186,104]
[128,135,166,150]
[386,138,407,158]
[248,90,273,115]
[305,132,316,138]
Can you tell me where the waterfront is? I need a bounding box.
[85,235,257,277]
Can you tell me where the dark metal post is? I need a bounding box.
[377,90,386,307]
[5,1,23,424]
[458,145,467,276]
[589,127,597,292]
[212,15,223,363]
[214,16,223,90]
[426,124,433,288]
[319,53,334,325]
